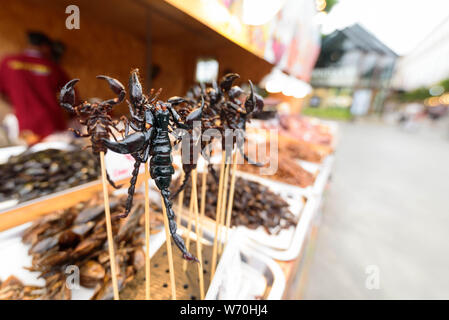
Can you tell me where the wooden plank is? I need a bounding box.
[0,174,144,232]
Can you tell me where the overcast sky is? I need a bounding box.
[320,0,449,56]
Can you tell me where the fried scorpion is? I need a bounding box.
[102,70,203,261]
[171,73,265,199]
[59,76,125,189]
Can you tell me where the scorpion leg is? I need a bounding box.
[106,169,122,189]
[149,88,162,103]
[119,116,130,137]
[118,158,141,218]
[105,126,120,142]
[160,189,198,262]
[110,121,124,141]
[96,154,122,189]
[69,128,90,138]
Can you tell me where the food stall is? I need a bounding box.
[0,0,337,300]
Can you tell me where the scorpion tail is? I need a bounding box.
[118,159,141,219]
[161,189,198,262]
[170,169,192,200]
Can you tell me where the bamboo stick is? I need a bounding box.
[191,169,205,299]
[160,196,177,300]
[144,162,151,300]
[182,185,195,271]
[176,170,185,226]
[99,151,119,300]
[199,167,208,239]
[210,151,226,278]
[218,160,230,254]
[224,151,238,246]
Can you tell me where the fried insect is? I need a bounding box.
[59,76,125,189]
[18,193,160,299]
[0,148,99,203]
[171,73,265,197]
[102,69,202,261]
[176,174,297,235]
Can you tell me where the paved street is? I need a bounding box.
[302,118,449,299]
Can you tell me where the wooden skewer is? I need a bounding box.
[224,151,238,246]
[191,169,205,299]
[199,166,208,239]
[182,186,195,271]
[160,196,177,300]
[176,170,185,226]
[218,159,230,254]
[210,151,226,278]
[144,162,151,300]
[99,151,119,300]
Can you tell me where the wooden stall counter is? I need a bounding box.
[0,174,144,232]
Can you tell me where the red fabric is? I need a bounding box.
[0,52,69,138]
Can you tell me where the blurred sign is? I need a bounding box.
[195,58,219,83]
[105,151,143,182]
[311,67,359,87]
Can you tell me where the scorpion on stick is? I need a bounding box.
[102,70,203,261]
[59,75,126,189]
[171,73,265,199]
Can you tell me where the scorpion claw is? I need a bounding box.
[59,79,79,112]
[185,96,205,123]
[244,80,264,114]
[219,73,240,93]
[244,80,255,114]
[129,69,144,106]
[96,75,125,105]
[101,132,146,154]
[167,96,187,106]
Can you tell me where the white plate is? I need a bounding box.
[206,229,285,300]
[0,146,26,164]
